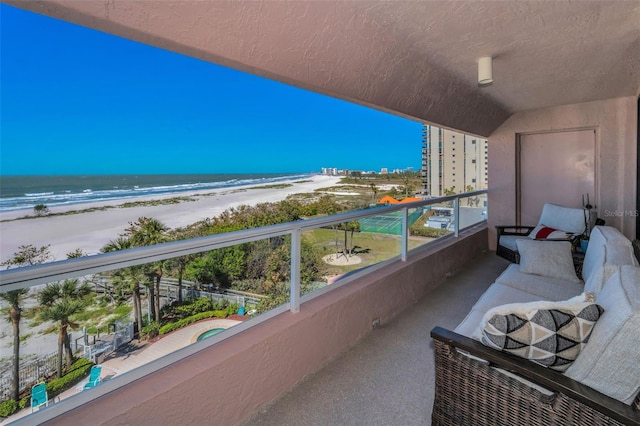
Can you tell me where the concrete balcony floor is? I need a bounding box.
[247,251,510,425]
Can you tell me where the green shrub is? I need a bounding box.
[12,359,93,412]
[18,396,29,410]
[159,310,228,335]
[213,299,229,310]
[45,359,93,399]
[175,297,213,318]
[0,400,18,417]
[225,304,239,316]
[213,310,228,318]
[141,321,160,340]
[410,226,450,238]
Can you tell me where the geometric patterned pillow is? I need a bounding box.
[481,302,604,372]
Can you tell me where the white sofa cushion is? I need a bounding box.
[455,284,546,338]
[454,308,486,338]
[498,234,527,252]
[456,270,585,340]
[496,264,584,301]
[565,265,640,404]
[584,243,639,294]
[590,225,634,247]
[582,226,637,294]
[516,239,581,283]
[538,203,586,235]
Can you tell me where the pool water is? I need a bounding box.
[196,328,225,341]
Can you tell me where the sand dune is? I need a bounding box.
[0,175,342,263]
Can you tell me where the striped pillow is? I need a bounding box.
[529,224,570,240]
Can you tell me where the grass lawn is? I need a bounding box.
[303,228,434,275]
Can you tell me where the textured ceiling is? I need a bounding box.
[6,0,640,136]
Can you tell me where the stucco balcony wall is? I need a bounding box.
[43,226,488,426]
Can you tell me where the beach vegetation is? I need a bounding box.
[186,245,249,287]
[247,183,293,190]
[119,196,195,208]
[65,248,86,258]
[33,204,49,216]
[1,244,52,401]
[36,279,92,378]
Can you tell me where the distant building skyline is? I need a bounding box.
[421,125,488,197]
[320,166,416,177]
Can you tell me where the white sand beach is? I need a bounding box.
[0,175,342,263]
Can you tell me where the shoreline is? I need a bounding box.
[0,175,342,263]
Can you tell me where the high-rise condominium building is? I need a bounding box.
[421,124,488,197]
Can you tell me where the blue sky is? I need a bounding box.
[0,4,422,175]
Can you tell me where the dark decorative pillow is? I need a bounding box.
[480,299,604,372]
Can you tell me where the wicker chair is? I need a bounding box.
[431,327,640,426]
[496,203,587,263]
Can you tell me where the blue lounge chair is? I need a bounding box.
[30,382,48,412]
[83,365,102,390]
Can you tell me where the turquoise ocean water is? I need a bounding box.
[0,173,312,212]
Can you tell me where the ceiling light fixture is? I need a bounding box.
[478,56,493,85]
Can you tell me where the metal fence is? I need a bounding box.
[78,320,134,364]
[177,287,261,307]
[0,350,58,400]
[1,320,134,401]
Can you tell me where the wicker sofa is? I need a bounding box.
[431,226,640,425]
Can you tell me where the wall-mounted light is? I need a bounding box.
[478,56,493,85]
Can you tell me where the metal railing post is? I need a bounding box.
[453,197,460,237]
[401,207,408,261]
[290,228,301,313]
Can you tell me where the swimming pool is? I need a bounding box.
[196,328,225,341]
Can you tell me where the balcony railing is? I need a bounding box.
[0,190,487,423]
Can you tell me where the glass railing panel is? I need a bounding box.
[1,272,137,406]
[173,237,290,316]
[0,237,290,420]
[300,216,402,296]
[406,206,443,250]
[0,189,487,423]
[458,193,488,229]
[409,201,455,244]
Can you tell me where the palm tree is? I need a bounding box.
[126,218,169,321]
[370,183,378,204]
[0,289,28,401]
[169,226,203,303]
[102,237,145,334]
[0,244,52,401]
[38,280,91,378]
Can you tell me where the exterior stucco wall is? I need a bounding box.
[43,227,488,426]
[488,96,638,249]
